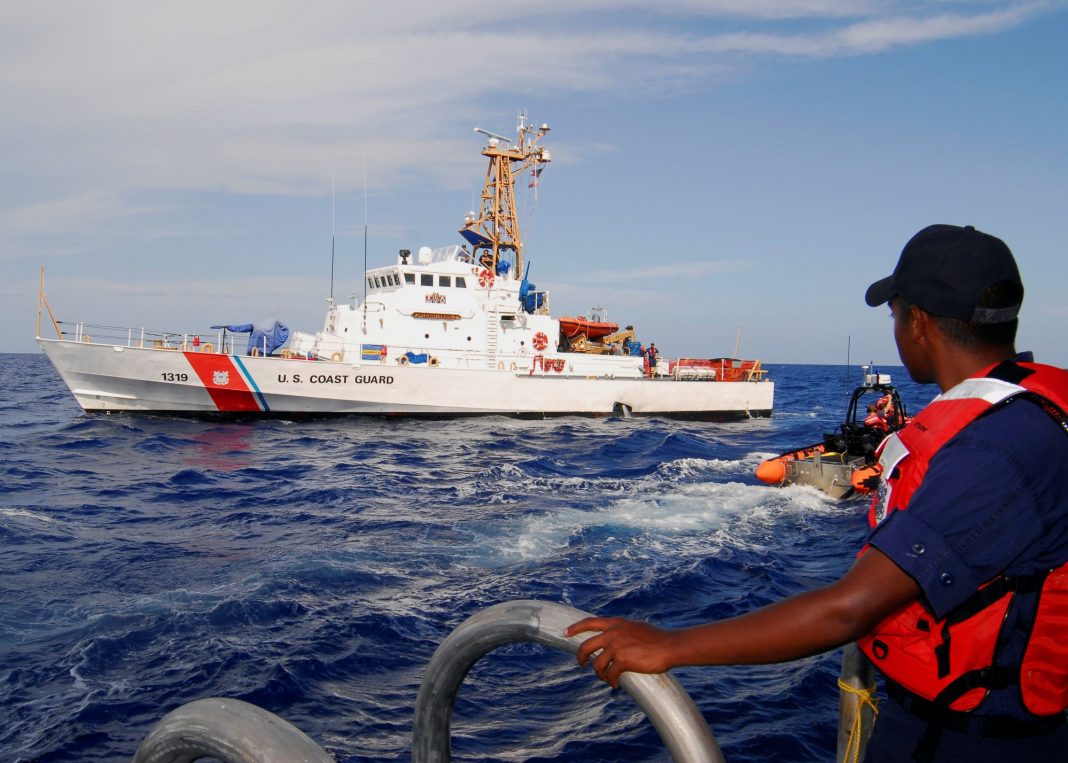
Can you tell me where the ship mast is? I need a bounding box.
[460,113,551,277]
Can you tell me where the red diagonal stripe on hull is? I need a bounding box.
[183,352,262,412]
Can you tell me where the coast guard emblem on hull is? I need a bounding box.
[212,370,230,386]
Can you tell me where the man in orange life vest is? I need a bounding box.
[645,342,659,376]
[876,393,898,427]
[566,224,1068,761]
[864,403,889,432]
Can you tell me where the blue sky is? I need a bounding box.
[3,1,1066,366]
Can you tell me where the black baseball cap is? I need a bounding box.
[865,224,1023,323]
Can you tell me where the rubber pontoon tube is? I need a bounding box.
[412,599,725,763]
[132,697,333,763]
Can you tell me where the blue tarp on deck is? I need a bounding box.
[211,319,290,356]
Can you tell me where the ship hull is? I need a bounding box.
[39,339,773,419]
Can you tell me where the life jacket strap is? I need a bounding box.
[943,570,1049,627]
[930,569,1049,678]
[931,665,1019,710]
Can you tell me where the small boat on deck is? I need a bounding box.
[558,307,619,340]
[755,368,908,500]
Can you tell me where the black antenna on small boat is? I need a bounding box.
[845,335,851,386]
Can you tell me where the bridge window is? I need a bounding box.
[439,275,452,287]
[404,273,415,285]
[456,276,467,288]
[421,274,433,287]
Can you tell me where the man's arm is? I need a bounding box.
[564,547,919,688]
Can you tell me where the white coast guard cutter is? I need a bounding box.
[37,117,773,419]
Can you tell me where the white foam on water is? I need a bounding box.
[589,481,772,532]
[0,507,54,523]
[774,410,821,420]
[780,482,851,509]
[747,449,784,461]
[482,480,809,565]
[477,456,869,568]
[473,455,771,502]
[661,456,743,479]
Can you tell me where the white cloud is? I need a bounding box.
[689,6,1035,57]
[30,272,330,337]
[0,191,172,236]
[0,1,1054,256]
[585,259,758,282]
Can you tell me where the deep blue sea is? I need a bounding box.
[0,353,937,762]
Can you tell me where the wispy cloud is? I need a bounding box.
[694,6,1038,57]
[0,1,1054,255]
[26,272,331,335]
[0,191,171,236]
[585,259,758,282]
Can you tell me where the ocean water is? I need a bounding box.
[0,353,936,762]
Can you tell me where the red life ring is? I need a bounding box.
[532,331,549,351]
[380,345,388,359]
[478,268,495,288]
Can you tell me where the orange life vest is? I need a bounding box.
[859,360,1068,716]
[864,411,888,431]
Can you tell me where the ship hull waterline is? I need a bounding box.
[39,339,774,420]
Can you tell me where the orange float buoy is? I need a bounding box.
[755,458,788,485]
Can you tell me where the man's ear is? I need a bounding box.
[905,304,931,344]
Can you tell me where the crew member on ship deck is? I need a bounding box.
[645,343,659,376]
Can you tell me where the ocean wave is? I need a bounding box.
[0,355,931,762]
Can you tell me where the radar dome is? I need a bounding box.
[418,246,433,265]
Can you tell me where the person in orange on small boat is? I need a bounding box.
[864,403,889,431]
[876,393,897,426]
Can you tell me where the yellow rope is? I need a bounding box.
[838,677,879,763]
